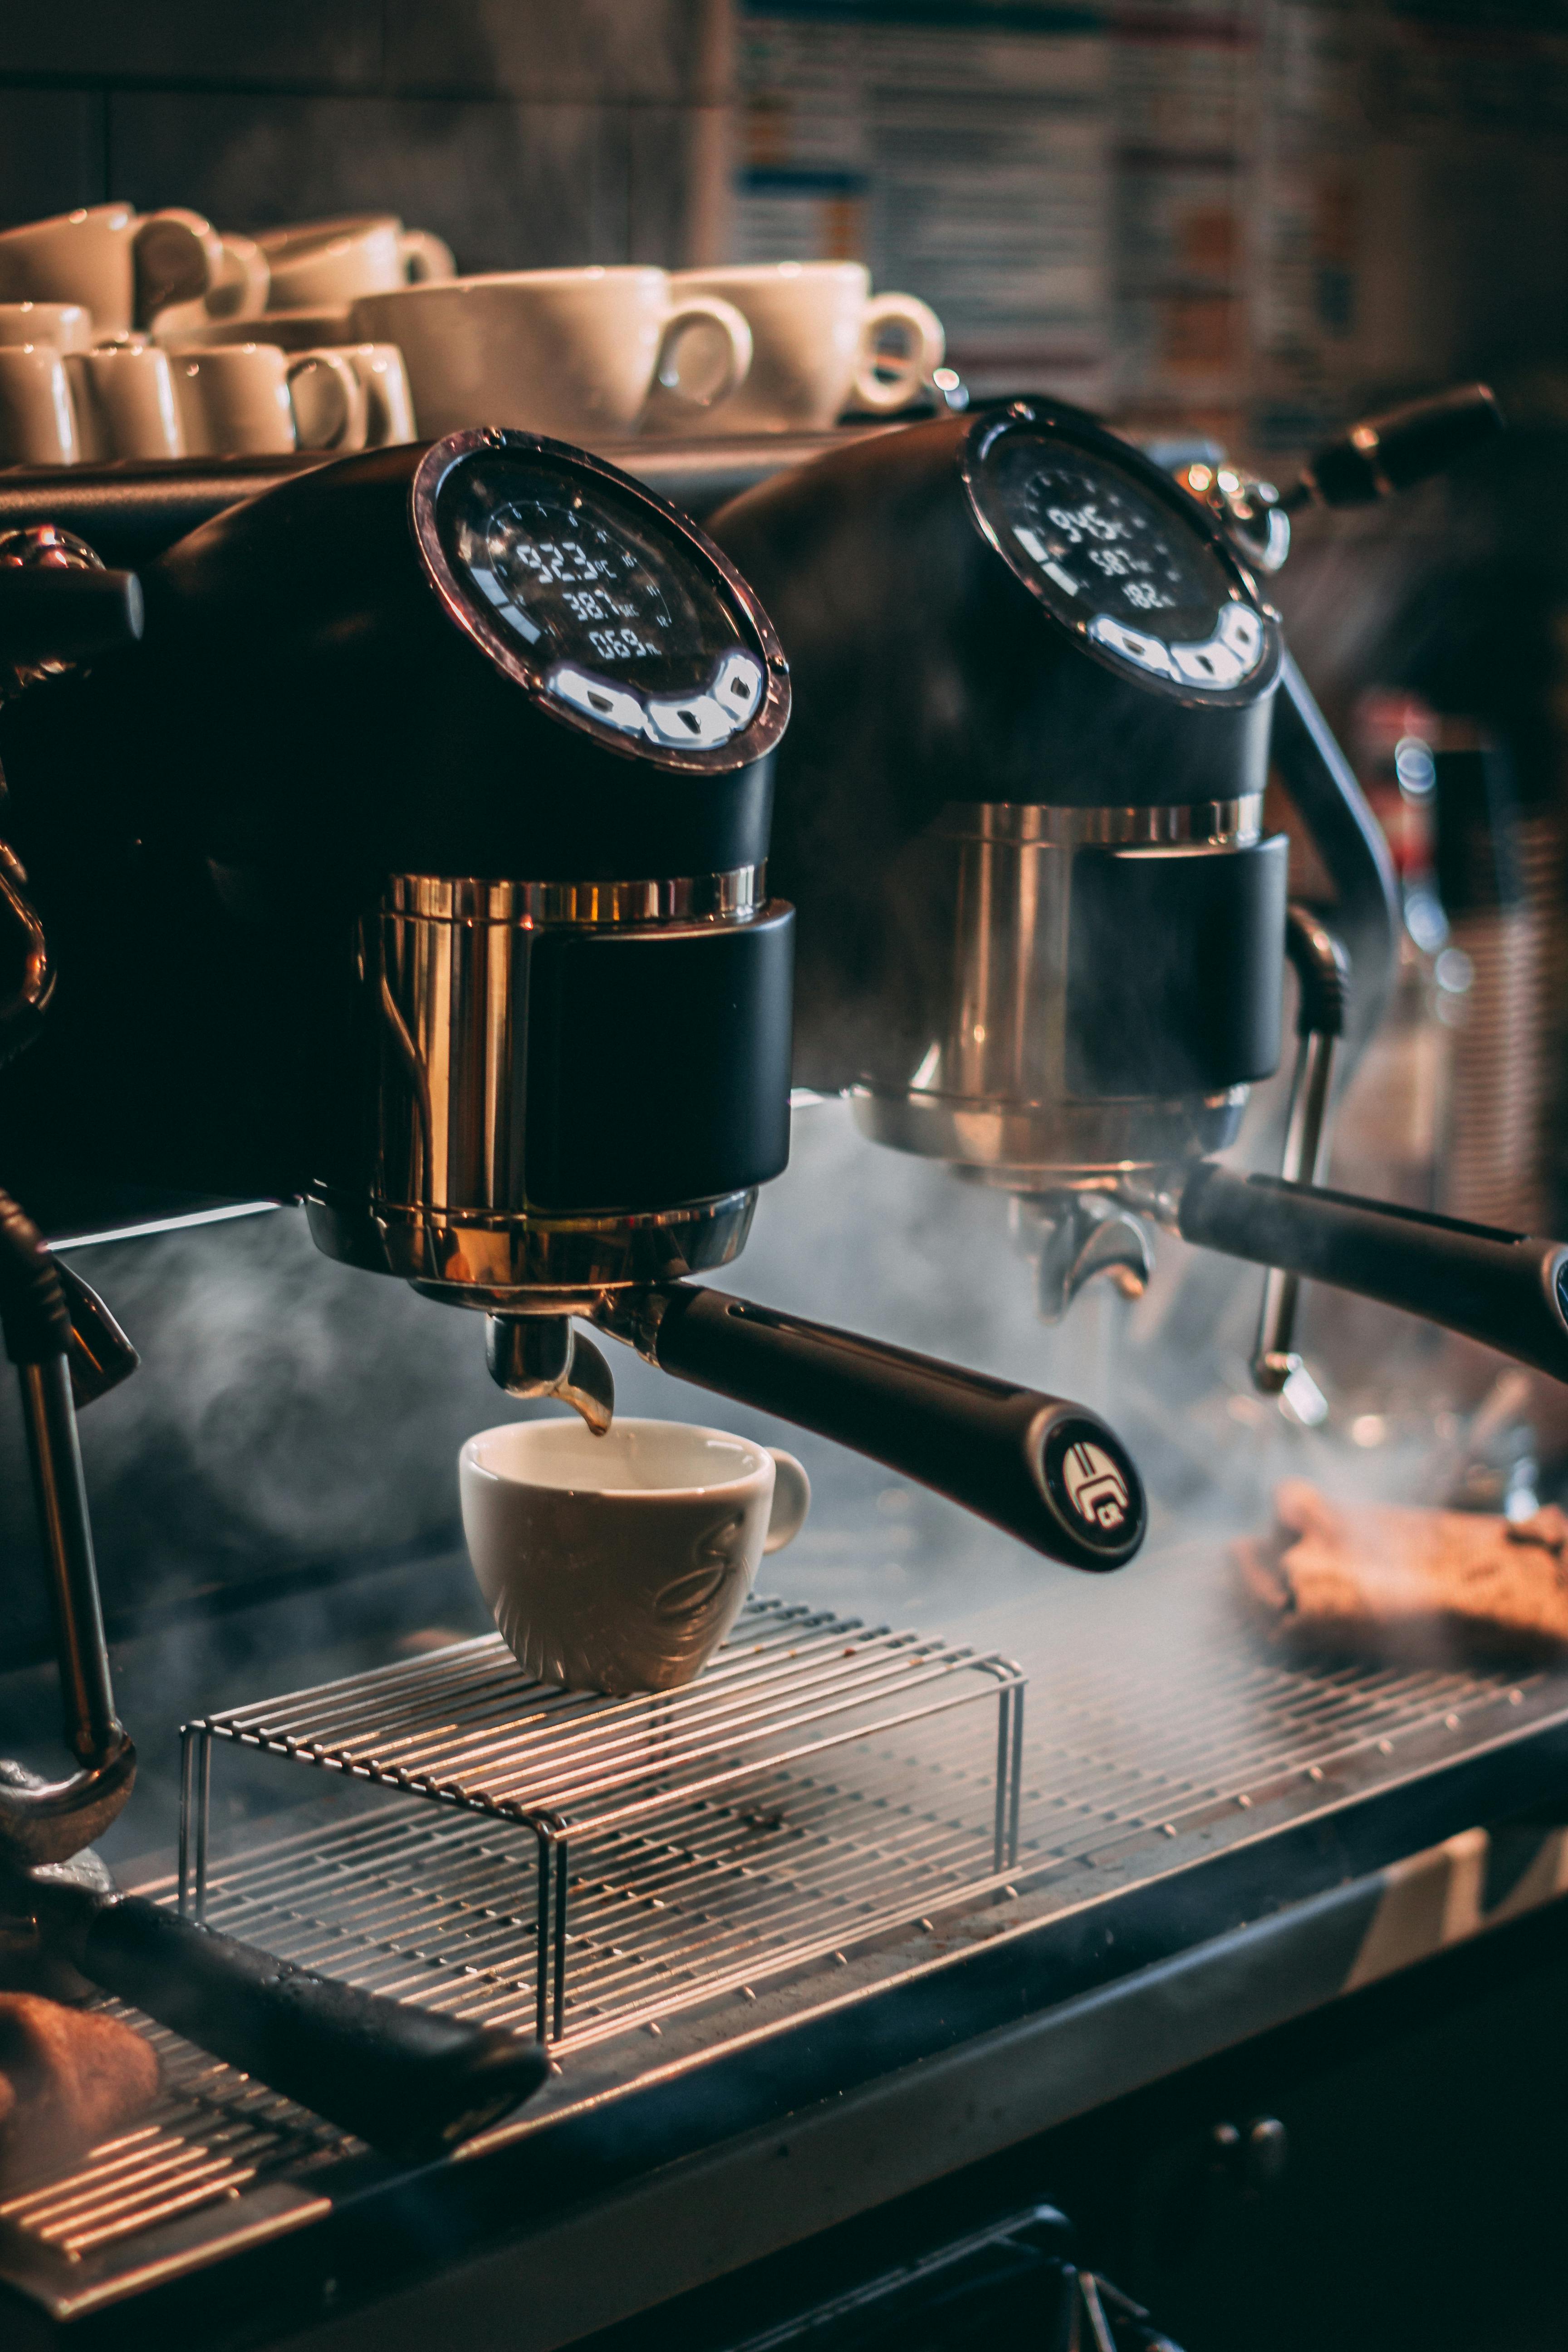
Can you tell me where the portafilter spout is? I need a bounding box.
[486,1313,616,1436]
[0,1191,134,1866]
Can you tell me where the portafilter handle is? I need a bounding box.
[599,1284,1146,1571]
[1174,1163,1568,1383]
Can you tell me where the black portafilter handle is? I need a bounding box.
[1177,1162,1568,1382]
[29,1873,549,2161]
[638,1284,1147,1571]
[0,562,143,666]
[1282,382,1504,512]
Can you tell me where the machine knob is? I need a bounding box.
[0,554,143,668]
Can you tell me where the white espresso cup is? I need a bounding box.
[65,343,185,459]
[0,303,93,354]
[647,261,945,435]
[0,202,222,333]
[459,1416,811,1695]
[205,337,411,444]
[349,266,754,442]
[260,213,455,310]
[0,345,80,465]
[170,342,369,456]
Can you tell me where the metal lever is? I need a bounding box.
[0,1191,134,1866]
[1253,908,1349,1394]
[0,838,53,1061]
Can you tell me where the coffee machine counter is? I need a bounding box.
[0,430,1146,1578]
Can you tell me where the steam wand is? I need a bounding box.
[1251,907,1348,1395]
[0,1193,136,1866]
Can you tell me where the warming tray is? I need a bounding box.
[178,1597,1026,2046]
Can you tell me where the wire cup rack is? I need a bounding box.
[180,1598,1026,2047]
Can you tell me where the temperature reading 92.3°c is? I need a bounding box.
[500,515,665,663]
[461,478,730,677]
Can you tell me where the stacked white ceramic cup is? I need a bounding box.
[0,201,433,464]
[0,195,947,462]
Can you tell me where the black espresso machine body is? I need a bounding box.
[710,399,1289,1179]
[0,431,794,1302]
[709,392,1568,1394]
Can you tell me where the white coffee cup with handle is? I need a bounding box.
[0,202,223,333]
[0,345,81,465]
[646,261,944,435]
[349,266,754,442]
[169,342,368,456]
[260,213,455,310]
[459,1416,811,1695]
[335,343,416,445]
[65,343,185,460]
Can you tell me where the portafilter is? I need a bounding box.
[0,431,1143,1589]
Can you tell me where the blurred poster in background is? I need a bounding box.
[734,1,1115,406]
[730,0,1568,446]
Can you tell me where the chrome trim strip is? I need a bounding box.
[387,867,766,926]
[934,798,1264,848]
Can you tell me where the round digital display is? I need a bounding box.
[971,426,1268,693]
[431,448,769,753]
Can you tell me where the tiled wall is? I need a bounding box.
[0,0,734,269]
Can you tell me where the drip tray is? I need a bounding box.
[10,1559,1568,2324]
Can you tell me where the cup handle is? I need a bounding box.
[851,291,946,413]
[763,1449,811,1554]
[399,229,456,285]
[652,294,754,412]
[286,348,370,453]
[132,208,224,327]
[220,235,271,322]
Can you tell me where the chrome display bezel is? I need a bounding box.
[960,399,1282,707]
[411,428,791,774]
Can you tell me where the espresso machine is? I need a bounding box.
[706,389,1568,1391]
[0,428,1161,1900]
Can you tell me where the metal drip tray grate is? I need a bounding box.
[13,1551,1568,2323]
[180,1598,1027,2042]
